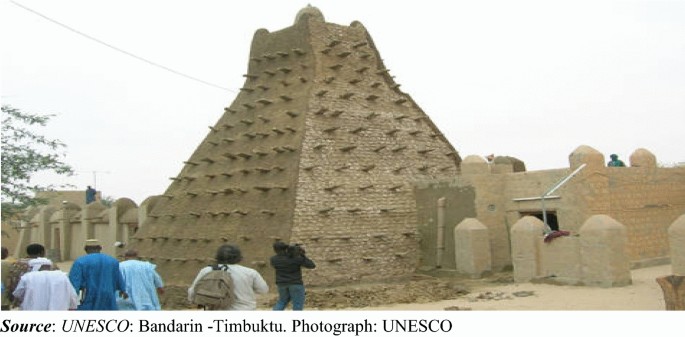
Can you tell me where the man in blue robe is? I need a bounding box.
[116,249,164,310]
[69,239,127,310]
[85,186,96,204]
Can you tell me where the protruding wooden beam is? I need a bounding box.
[340,145,357,152]
[324,185,342,192]
[388,184,403,191]
[361,165,376,172]
[318,207,334,214]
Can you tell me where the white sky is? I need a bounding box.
[2,0,684,204]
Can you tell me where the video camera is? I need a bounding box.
[287,243,305,257]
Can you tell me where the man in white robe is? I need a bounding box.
[12,262,79,310]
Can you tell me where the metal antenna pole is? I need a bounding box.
[541,163,587,233]
[77,170,110,189]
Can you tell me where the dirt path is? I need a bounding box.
[56,261,671,310]
[355,264,671,310]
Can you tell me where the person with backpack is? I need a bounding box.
[188,244,268,310]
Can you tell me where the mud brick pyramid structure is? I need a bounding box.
[132,6,461,288]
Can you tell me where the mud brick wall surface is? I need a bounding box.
[131,8,460,287]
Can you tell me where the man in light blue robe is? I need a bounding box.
[69,239,127,310]
[116,250,164,310]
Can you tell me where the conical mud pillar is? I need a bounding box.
[132,6,461,298]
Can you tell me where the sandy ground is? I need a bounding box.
[55,260,673,311]
[359,264,671,311]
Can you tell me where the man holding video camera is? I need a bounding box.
[270,241,316,310]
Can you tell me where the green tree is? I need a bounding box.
[1,105,74,216]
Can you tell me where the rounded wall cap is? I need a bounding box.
[295,5,325,24]
[455,218,488,231]
[579,214,625,233]
[629,148,656,168]
[569,145,604,170]
[461,155,490,174]
[511,216,545,233]
[668,214,685,235]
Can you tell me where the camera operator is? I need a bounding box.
[269,241,316,310]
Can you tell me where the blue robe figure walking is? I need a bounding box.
[69,239,127,310]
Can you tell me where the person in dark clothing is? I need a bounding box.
[607,154,626,167]
[85,186,96,204]
[269,241,315,310]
